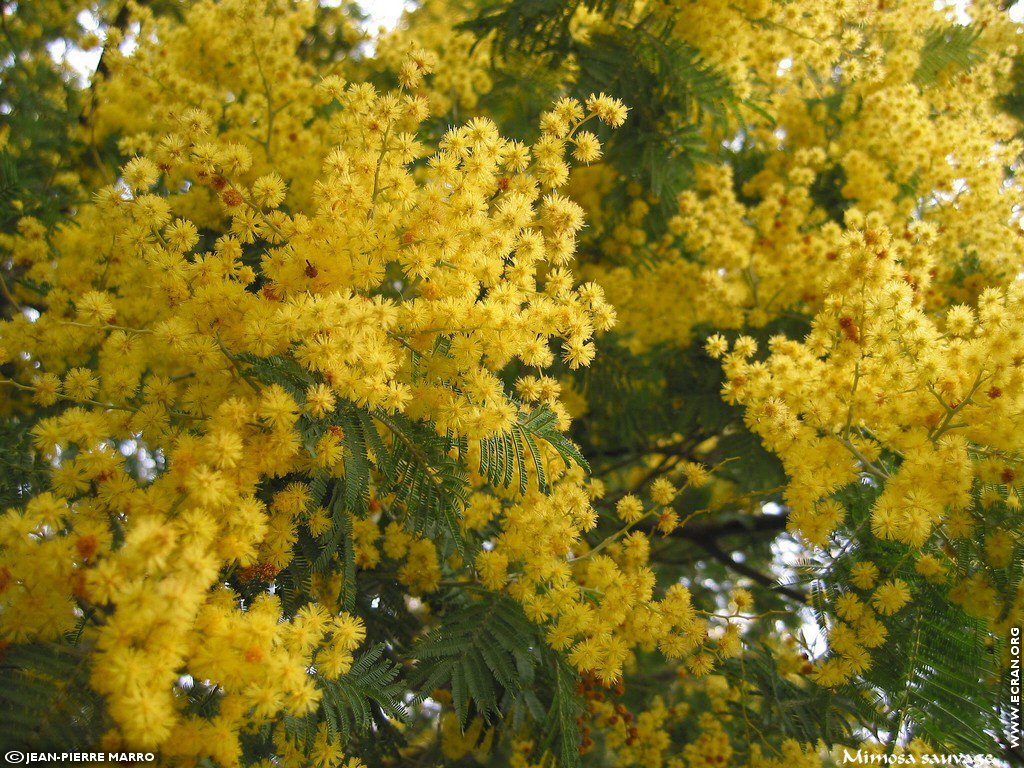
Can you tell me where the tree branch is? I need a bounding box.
[645,511,806,602]
[691,537,807,603]
[640,510,790,542]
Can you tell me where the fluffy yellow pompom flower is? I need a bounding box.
[616,494,646,523]
[849,561,880,591]
[871,579,911,616]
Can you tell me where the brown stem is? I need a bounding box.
[691,537,807,603]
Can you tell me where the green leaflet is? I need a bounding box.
[0,642,103,749]
[411,593,540,729]
[464,0,762,197]
[0,417,50,508]
[721,641,863,745]
[541,656,585,768]
[865,594,1000,753]
[409,593,586,763]
[412,594,542,726]
[479,403,589,494]
[319,644,410,740]
[374,411,470,561]
[914,25,984,88]
[799,486,1004,755]
[239,353,317,395]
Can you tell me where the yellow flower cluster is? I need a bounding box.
[5,0,1021,761]
[373,0,495,117]
[0,0,635,758]
[583,1,1022,350]
[466,455,752,691]
[547,0,1024,708]
[516,671,825,768]
[714,215,1024,681]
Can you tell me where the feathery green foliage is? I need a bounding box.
[413,594,541,726]
[914,25,985,87]
[0,642,103,749]
[480,403,589,494]
[319,644,411,740]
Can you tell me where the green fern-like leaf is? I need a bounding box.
[865,594,1000,753]
[539,655,584,768]
[275,551,315,616]
[374,410,471,560]
[629,29,742,129]
[302,479,358,609]
[282,711,318,752]
[914,25,984,88]
[319,644,410,740]
[0,642,104,749]
[721,641,863,746]
[413,595,541,726]
[0,416,49,507]
[463,0,637,59]
[480,403,589,494]
[796,496,1003,755]
[240,353,317,395]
